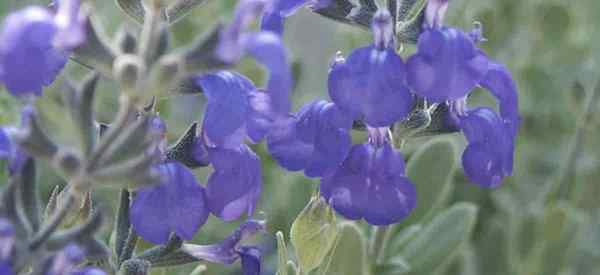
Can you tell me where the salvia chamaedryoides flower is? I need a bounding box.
[314,10,417,225]
[189,0,295,222]
[192,72,266,222]
[406,0,520,187]
[130,117,209,244]
[320,136,417,225]
[328,9,415,127]
[182,220,265,275]
[130,161,209,244]
[0,0,85,97]
[267,100,353,177]
[131,0,293,244]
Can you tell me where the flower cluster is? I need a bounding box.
[0,0,520,274]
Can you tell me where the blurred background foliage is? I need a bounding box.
[1,0,600,274]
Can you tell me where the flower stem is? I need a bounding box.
[545,81,600,204]
[28,187,78,250]
[86,95,136,171]
[370,226,390,267]
[566,81,600,203]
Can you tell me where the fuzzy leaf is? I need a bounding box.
[390,137,457,240]
[397,203,478,275]
[321,222,368,275]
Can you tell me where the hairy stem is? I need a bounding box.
[28,187,78,250]
[370,226,390,267]
[87,95,136,172]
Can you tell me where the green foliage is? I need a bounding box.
[396,203,478,275]
[397,138,457,228]
[318,222,368,275]
[2,0,600,274]
[290,195,339,273]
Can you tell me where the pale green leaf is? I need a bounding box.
[290,195,338,273]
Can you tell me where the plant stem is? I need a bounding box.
[119,227,139,265]
[566,80,600,204]
[28,187,78,250]
[370,226,390,266]
[545,80,600,204]
[87,95,136,171]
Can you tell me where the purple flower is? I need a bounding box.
[0,218,15,275]
[0,262,12,275]
[404,0,520,187]
[182,220,265,275]
[447,60,520,187]
[459,107,513,188]
[206,145,262,222]
[261,0,310,35]
[195,71,274,148]
[328,10,414,127]
[267,100,353,177]
[130,162,209,244]
[1,106,35,176]
[0,128,10,160]
[320,141,417,225]
[405,26,489,103]
[261,0,332,35]
[46,243,106,275]
[0,0,85,96]
[480,62,520,136]
[216,0,292,114]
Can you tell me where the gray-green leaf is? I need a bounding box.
[320,222,368,275]
[391,138,457,233]
[397,202,478,275]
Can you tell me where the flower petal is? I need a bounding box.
[480,62,520,136]
[239,246,261,275]
[243,32,292,114]
[0,262,13,275]
[267,101,352,177]
[0,7,67,96]
[328,46,414,127]
[459,107,514,187]
[197,71,254,147]
[130,162,208,244]
[206,145,262,221]
[267,116,314,171]
[321,143,416,225]
[407,27,489,102]
[261,0,310,35]
[0,128,10,159]
[182,220,265,265]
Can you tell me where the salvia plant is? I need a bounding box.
[0,0,598,274]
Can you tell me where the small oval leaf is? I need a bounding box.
[323,222,368,275]
[290,195,338,273]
